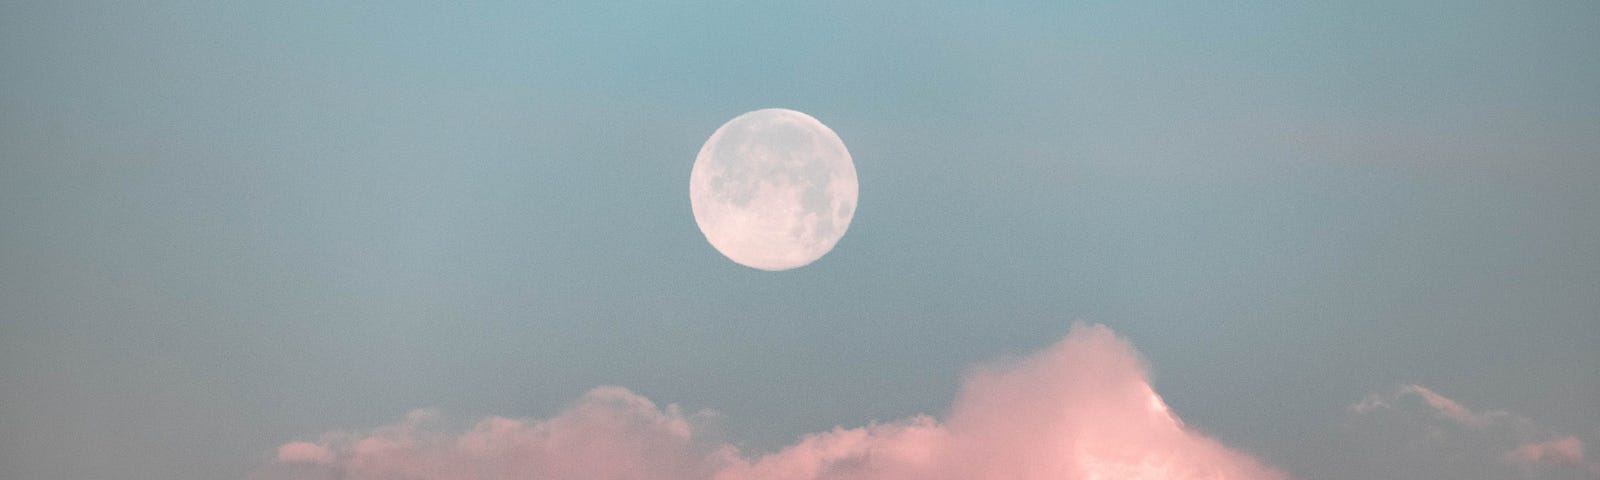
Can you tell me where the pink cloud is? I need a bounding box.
[254,323,1288,480]
[1507,436,1586,467]
[255,393,737,480]
[275,442,335,465]
[1404,385,1490,426]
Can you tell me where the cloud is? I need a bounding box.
[275,442,335,465]
[1343,384,1599,479]
[255,391,736,480]
[1350,384,1511,428]
[254,323,1288,480]
[1508,436,1586,467]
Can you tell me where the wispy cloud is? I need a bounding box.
[254,323,1287,480]
[1508,436,1587,468]
[1350,384,1512,428]
[1346,384,1598,479]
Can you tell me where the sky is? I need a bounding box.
[1,1,1597,479]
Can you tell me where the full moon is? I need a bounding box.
[690,108,858,271]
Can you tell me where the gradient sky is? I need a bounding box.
[2,2,1597,479]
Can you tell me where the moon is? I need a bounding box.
[690,108,858,271]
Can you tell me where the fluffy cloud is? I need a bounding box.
[254,323,1287,480]
[254,391,736,480]
[1343,384,1598,479]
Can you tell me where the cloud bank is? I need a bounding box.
[254,323,1288,480]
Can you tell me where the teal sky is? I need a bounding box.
[2,2,1597,479]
